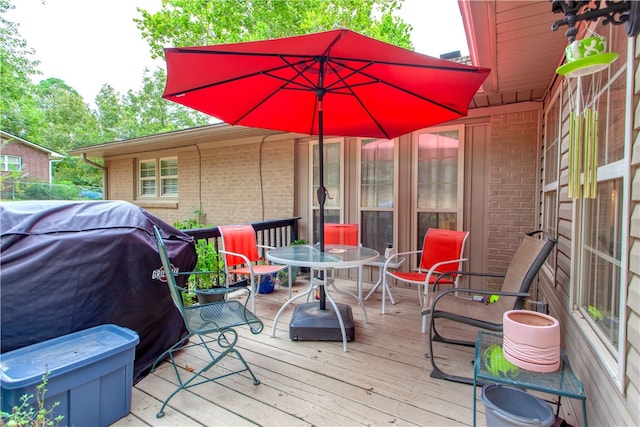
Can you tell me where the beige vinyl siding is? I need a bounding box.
[538,32,639,427]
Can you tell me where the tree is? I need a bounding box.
[135,0,413,60]
[0,0,44,140]
[34,78,100,152]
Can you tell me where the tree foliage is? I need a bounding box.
[0,0,43,141]
[135,0,413,58]
[2,0,413,191]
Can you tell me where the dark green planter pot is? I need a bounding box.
[196,289,225,304]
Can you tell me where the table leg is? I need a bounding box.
[324,285,348,352]
[272,280,315,337]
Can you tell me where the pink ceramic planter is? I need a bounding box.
[502,310,561,373]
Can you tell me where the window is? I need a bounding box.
[543,23,633,384]
[1,155,22,172]
[359,138,396,253]
[414,126,464,248]
[576,69,627,357]
[310,139,343,242]
[542,91,561,274]
[138,158,178,198]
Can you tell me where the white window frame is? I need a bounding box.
[356,137,399,252]
[411,124,465,248]
[542,88,562,277]
[138,157,178,198]
[569,38,631,391]
[309,138,344,241]
[1,155,22,172]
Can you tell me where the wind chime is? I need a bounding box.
[556,34,618,199]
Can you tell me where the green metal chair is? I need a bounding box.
[150,225,263,418]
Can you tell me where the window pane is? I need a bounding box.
[361,138,394,208]
[417,131,459,210]
[544,99,559,184]
[606,73,625,163]
[162,178,178,196]
[140,161,155,178]
[160,159,178,176]
[580,179,622,349]
[141,180,156,196]
[417,212,457,250]
[544,191,557,271]
[313,142,341,208]
[312,209,341,243]
[361,211,393,254]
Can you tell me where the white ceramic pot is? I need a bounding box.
[502,310,560,373]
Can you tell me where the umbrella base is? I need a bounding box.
[289,302,354,342]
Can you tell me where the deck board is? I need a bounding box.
[113,278,498,426]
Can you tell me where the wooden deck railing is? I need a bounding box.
[181,217,302,258]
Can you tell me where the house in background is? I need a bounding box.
[70,1,639,425]
[0,130,64,184]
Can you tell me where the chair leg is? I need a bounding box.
[427,313,475,385]
[154,331,260,418]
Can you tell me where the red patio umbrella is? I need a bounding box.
[163,28,489,246]
[162,28,490,312]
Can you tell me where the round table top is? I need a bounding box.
[267,244,379,268]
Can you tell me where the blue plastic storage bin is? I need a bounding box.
[1,324,139,427]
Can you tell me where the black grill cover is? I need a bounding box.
[0,200,196,383]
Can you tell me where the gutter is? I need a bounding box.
[80,153,109,199]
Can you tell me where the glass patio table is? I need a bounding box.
[267,244,379,352]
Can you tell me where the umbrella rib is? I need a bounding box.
[170,47,485,74]
[164,57,319,98]
[232,56,322,125]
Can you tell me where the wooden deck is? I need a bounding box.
[112,277,571,426]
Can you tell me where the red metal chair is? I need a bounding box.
[381,228,469,320]
[219,224,291,312]
[319,223,367,321]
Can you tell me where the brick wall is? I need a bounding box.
[106,138,295,227]
[487,110,539,285]
[0,141,52,182]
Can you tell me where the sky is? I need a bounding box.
[6,0,469,104]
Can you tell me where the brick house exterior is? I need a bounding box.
[0,131,63,183]
[68,2,640,425]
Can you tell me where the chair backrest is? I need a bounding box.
[495,231,557,311]
[324,223,359,246]
[419,228,469,273]
[153,226,187,319]
[219,224,260,267]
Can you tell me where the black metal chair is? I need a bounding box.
[150,225,263,418]
[424,230,557,384]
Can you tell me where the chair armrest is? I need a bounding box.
[219,249,253,270]
[177,270,221,276]
[431,270,505,291]
[257,244,276,250]
[421,258,468,287]
[429,286,530,313]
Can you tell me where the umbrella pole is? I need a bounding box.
[316,94,327,310]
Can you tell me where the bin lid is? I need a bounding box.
[0,324,139,389]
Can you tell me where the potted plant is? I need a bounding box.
[189,239,227,304]
[173,212,227,305]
